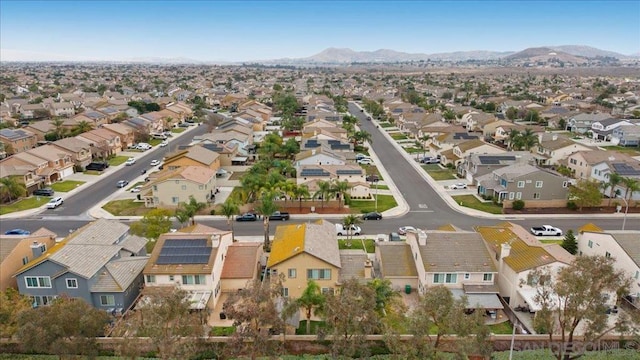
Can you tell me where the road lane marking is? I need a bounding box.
[409,210,435,213]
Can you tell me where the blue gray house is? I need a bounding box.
[14,219,149,314]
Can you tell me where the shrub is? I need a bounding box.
[209,209,216,215]
[567,201,578,211]
[512,199,525,210]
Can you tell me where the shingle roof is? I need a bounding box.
[377,243,418,277]
[610,232,640,268]
[416,231,496,273]
[91,257,149,292]
[339,250,368,281]
[50,244,122,278]
[221,243,262,279]
[268,220,341,268]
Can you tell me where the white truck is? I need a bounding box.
[530,225,563,236]
[336,224,362,236]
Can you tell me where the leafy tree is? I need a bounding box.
[219,199,239,238]
[272,83,283,91]
[282,116,304,132]
[442,108,456,121]
[351,130,372,146]
[176,195,206,225]
[441,91,453,100]
[558,118,567,130]
[281,137,300,159]
[331,179,350,208]
[313,180,332,209]
[293,183,310,211]
[174,208,190,228]
[506,106,518,120]
[525,109,541,123]
[367,278,399,315]
[561,229,578,255]
[52,117,66,139]
[254,192,279,252]
[323,278,379,358]
[112,286,205,360]
[223,277,286,360]
[0,288,31,338]
[605,172,623,206]
[129,208,172,240]
[622,176,640,202]
[296,280,326,334]
[528,255,636,360]
[569,179,603,211]
[17,296,109,358]
[0,177,26,203]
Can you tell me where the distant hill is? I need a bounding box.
[504,47,587,63]
[549,45,631,59]
[298,47,511,63]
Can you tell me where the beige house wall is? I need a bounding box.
[152,177,216,207]
[271,254,340,299]
[165,157,220,172]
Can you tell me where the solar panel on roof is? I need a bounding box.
[453,133,478,140]
[478,155,517,165]
[300,168,330,176]
[156,238,211,265]
[336,169,363,175]
[612,163,640,176]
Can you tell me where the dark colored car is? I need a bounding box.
[33,188,54,196]
[362,212,383,220]
[366,175,379,183]
[236,213,258,222]
[86,162,109,171]
[4,229,31,235]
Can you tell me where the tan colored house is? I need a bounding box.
[0,228,57,291]
[47,102,75,117]
[0,129,38,154]
[26,145,75,180]
[163,146,221,172]
[440,139,505,166]
[267,220,342,299]
[143,224,233,309]
[0,162,43,194]
[102,123,135,149]
[297,164,371,199]
[143,165,217,208]
[220,242,263,292]
[534,133,593,166]
[566,150,638,180]
[76,129,122,159]
[51,137,92,169]
[197,143,239,167]
[24,121,56,141]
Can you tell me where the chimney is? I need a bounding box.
[210,234,221,248]
[417,230,428,246]
[552,134,558,141]
[30,241,45,258]
[500,243,511,260]
[364,259,373,279]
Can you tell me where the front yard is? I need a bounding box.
[451,195,503,214]
[390,133,408,140]
[50,180,85,192]
[422,164,457,180]
[102,199,151,216]
[349,194,397,213]
[600,145,640,156]
[108,156,129,166]
[338,238,375,253]
[0,196,51,215]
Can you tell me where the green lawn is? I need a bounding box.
[488,321,513,334]
[378,122,393,128]
[148,138,163,146]
[404,147,425,154]
[83,170,103,175]
[127,182,145,191]
[0,196,51,215]
[338,238,375,253]
[391,133,408,140]
[171,127,186,133]
[295,320,326,335]
[229,171,246,181]
[372,185,389,190]
[422,165,457,180]
[350,195,397,213]
[50,180,85,192]
[452,195,503,214]
[102,199,151,216]
[600,145,640,156]
[108,155,129,166]
[210,326,235,336]
[539,239,563,245]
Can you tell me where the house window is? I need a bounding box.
[516,192,522,200]
[31,295,56,307]
[634,271,639,280]
[483,273,493,282]
[182,275,206,285]
[25,276,51,288]
[169,275,174,281]
[100,295,115,306]
[535,181,543,188]
[464,273,470,280]
[605,252,611,258]
[40,244,46,252]
[533,193,541,199]
[66,278,78,289]
[172,197,179,204]
[517,181,525,188]
[199,185,204,190]
[145,275,156,283]
[509,192,515,200]
[282,287,289,297]
[22,256,29,265]
[288,269,296,278]
[445,273,457,284]
[588,240,593,248]
[433,274,445,284]
[181,185,187,190]
[322,287,335,295]
[307,269,331,280]
[153,185,157,191]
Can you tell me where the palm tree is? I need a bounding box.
[606,173,623,206]
[331,180,350,209]
[292,184,310,212]
[313,180,332,209]
[72,120,93,135]
[52,117,66,139]
[174,209,190,228]
[254,192,279,252]
[219,199,239,240]
[179,195,206,225]
[0,177,26,203]
[520,128,539,151]
[351,130,372,146]
[342,214,362,247]
[622,177,640,203]
[296,280,326,335]
[507,129,521,150]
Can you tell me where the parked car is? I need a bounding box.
[421,157,440,164]
[130,185,142,193]
[362,212,382,220]
[116,180,129,188]
[33,188,54,196]
[398,226,417,235]
[150,160,160,166]
[335,224,362,236]
[389,232,402,241]
[357,158,374,165]
[268,211,290,221]
[236,213,258,222]
[178,122,191,128]
[4,229,30,235]
[86,162,109,171]
[125,157,136,166]
[530,225,563,236]
[160,140,168,147]
[46,197,64,209]
[366,175,379,182]
[355,153,367,160]
[136,143,152,151]
[449,182,467,190]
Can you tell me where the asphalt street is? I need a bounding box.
[1,108,638,237]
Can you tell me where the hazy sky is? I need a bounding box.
[1,1,639,61]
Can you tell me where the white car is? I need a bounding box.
[130,185,142,193]
[357,158,374,165]
[398,226,417,235]
[449,182,467,190]
[150,160,160,166]
[125,157,136,166]
[159,140,168,147]
[46,197,64,209]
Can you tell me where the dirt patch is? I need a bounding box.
[504,206,640,215]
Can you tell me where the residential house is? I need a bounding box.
[19,104,47,119]
[51,137,93,169]
[476,164,570,204]
[162,146,221,172]
[123,117,154,137]
[566,150,639,181]
[440,139,505,167]
[295,146,347,167]
[0,228,57,291]
[430,131,479,157]
[302,121,348,141]
[140,112,167,133]
[77,128,122,159]
[24,120,55,141]
[143,224,233,310]
[47,102,75,117]
[0,154,48,191]
[165,102,194,121]
[13,219,148,310]
[142,165,217,207]
[297,164,371,199]
[198,142,239,167]
[577,230,640,303]
[220,242,263,293]
[301,138,353,153]
[611,124,640,147]
[458,152,535,184]
[533,133,593,166]
[267,220,345,299]
[459,111,497,132]
[0,128,38,154]
[26,145,75,180]
[475,222,574,309]
[193,130,253,160]
[566,113,612,133]
[101,123,136,149]
[72,110,109,128]
[591,118,634,141]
